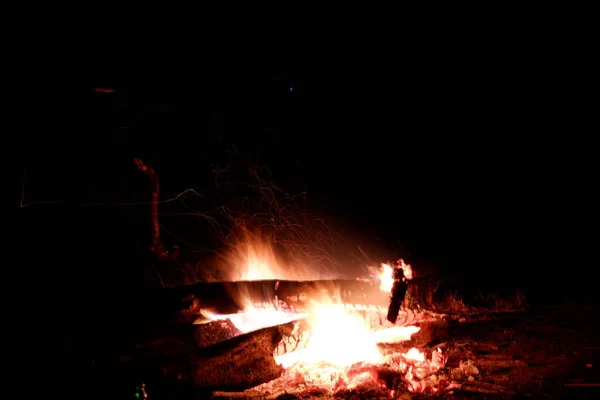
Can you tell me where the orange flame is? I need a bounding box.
[221,235,325,281]
[377,259,413,292]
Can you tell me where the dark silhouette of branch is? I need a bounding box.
[135,158,178,261]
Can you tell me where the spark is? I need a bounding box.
[20,169,205,208]
[21,153,388,285]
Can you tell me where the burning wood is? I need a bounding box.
[173,278,392,317]
[138,256,541,397]
[126,161,587,397]
[386,259,410,323]
[135,288,598,398]
[139,261,417,331]
[136,259,458,396]
[141,323,294,393]
[192,299,450,397]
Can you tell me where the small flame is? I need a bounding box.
[221,235,326,281]
[236,239,284,280]
[378,263,394,292]
[398,259,413,281]
[403,347,425,362]
[377,259,413,292]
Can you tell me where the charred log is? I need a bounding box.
[134,277,452,354]
[275,279,390,308]
[139,322,295,393]
[142,279,390,322]
[386,265,409,323]
[193,319,243,349]
[136,319,243,357]
[137,305,439,365]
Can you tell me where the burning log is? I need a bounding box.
[143,278,391,322]
[134,275,446,366]
[275,279,390,307]
[141,321,296,393]
[135,277,442,352]
[137,303,437,366]
[136,286,447,397]
[136,319,243,357]
[386,259,409,323]
[190,323,288,390]
[194,319,243,349]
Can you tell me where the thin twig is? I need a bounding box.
[212,390,287,399]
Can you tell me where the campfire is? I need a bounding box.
[130,158,578,399]
[131,157,459,396]
[192,253,457,398]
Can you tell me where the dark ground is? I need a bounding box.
[46,302,600,399]
[443,305,600,399]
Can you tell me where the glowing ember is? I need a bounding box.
[403,347,426,362]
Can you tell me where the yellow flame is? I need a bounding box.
[378,263,394,292]
[275,303,384,368]
[202,300,421,370]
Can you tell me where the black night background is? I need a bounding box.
[17,35,598,398]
